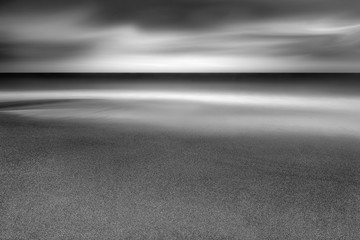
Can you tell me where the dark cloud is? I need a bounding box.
[0,32,93,62]
[10,41,92,61]
[2,0,360,30]
[94,0,359,30]
[270,30,360,60]
[0,42,14,63]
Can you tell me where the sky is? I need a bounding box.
[1,0,360,72]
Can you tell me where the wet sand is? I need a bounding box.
[1,112,360,239]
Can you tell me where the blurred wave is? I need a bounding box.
[1,88,360,136]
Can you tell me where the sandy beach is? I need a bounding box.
[1,108,360,239]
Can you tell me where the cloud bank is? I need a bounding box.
[1,0,360,71]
